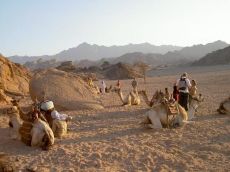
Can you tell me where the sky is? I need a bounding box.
[1,0,230,56]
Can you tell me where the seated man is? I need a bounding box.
[40,101,72,138]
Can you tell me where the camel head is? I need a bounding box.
[6,106,19,116]
[149,90,165,106]
[189,93,204,113]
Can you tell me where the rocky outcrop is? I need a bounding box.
[0,54,31,104]
[29,69,103,111]
[56,61,76,72]
[103,63,143,80]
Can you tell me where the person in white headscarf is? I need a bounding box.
[40,101,72,138]
[40,101,72,127]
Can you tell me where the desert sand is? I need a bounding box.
[0,67,230,171]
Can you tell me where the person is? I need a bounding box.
[176,72,191,111]
[116,80,121,89]
[100,80,106,94]
[40,101,72,128]
[173,84,179,101]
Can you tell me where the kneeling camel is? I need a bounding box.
[139,90,204,129]
[217,96,230,114]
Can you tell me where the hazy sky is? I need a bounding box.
[1,0,230,56]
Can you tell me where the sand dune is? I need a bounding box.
[0,68,230,171]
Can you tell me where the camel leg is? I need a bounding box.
[123,94,132,106]
[146,110,163,129]
[187,108,195,120]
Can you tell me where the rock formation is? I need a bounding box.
[0,54,31,104]
[29,68,103,111]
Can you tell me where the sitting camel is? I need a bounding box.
[139,90,204,128]
[217,96,230,114]
[31,112,54,150]
[114,88,141,106]
[7,100,55,150]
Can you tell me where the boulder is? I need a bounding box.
[29,69,103,111]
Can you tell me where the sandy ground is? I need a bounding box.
[0,68,230,171]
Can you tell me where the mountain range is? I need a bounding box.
[8,40,229,67]
[8,42,182,64]
[77,40,229,67]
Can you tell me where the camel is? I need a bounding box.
[7,100,55,149]
[12,98,71,139]
[217,96,230,114]
[6,106,23,140]
[140,90,204,129]
[115,88,141,106]
[31,115,55,150]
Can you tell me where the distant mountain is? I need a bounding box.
[9,55,51,65]
[77,41,228,68]
[192,46,230,66]
[170,40,229,60]
[8,42,182,64]
[101,41,229,66]
[53,42,182,61]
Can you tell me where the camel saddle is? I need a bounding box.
[166,102,179,115]
[164,101,179,116]
[163,100,180,128]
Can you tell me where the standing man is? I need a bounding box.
[101,80,106,94]
[176,73,191,111]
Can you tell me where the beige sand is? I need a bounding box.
[0,68,230,171]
